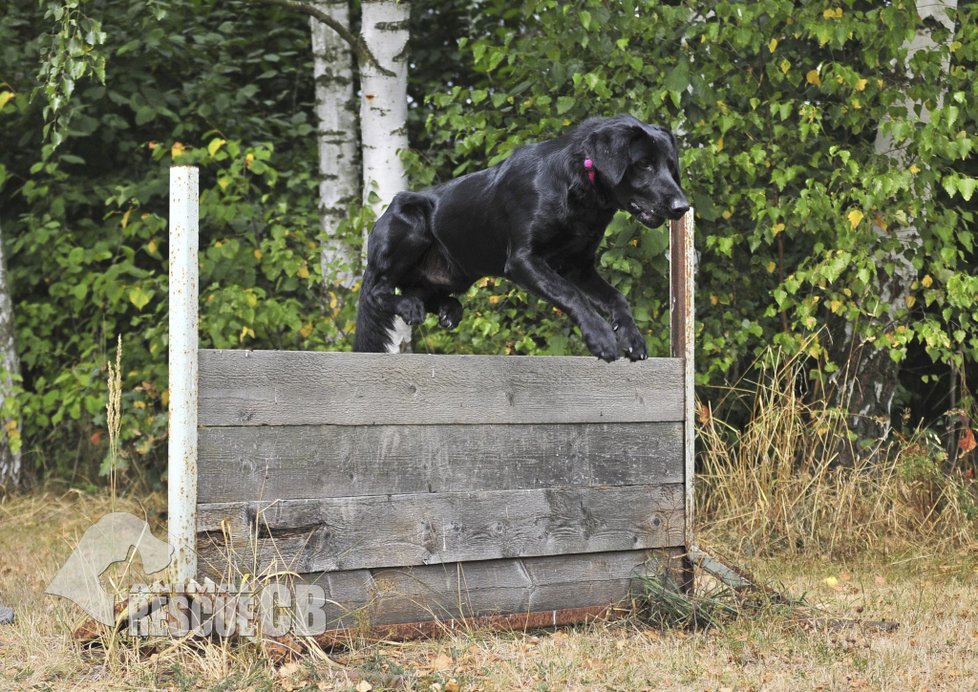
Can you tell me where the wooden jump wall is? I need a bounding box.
[169,164,695,635]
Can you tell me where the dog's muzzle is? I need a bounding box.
[628,202,665,228]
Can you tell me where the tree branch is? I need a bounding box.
[256,0,394,76]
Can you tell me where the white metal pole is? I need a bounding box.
[168,166,199,585]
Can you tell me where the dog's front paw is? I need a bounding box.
[395,296,426,325]
[583,322,619,362]
[616,322,648,361]
[438,297,463,329]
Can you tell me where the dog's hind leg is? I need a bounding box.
[354,192,434,352]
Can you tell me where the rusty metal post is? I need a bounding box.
[669,210,695,558]
[168,166,199,585]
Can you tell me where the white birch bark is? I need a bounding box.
[836,1,957,445]
[359,0,412,351]
[310,0,360,289]
[0,220,21,488]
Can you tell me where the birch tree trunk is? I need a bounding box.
[0,220,21,489]
[833,0,957,451]
[359,0,411,352]
[310,0,360,290]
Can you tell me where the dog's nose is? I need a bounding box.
[669,198,690,218]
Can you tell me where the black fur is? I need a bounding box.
[354,115,688,361]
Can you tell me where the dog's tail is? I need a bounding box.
[353,270,396,352]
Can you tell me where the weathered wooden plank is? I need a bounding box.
[670,210,697,545]
[196,484,684,573]
[197,422,683,503]
[194,550,680,630]
[198,350,684,426]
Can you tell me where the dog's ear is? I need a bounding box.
[585,122,643,186]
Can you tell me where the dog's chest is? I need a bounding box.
[537,208,613,266]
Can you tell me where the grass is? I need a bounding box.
[1,344,975,689]
[1,489,975,690]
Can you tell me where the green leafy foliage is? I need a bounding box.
[2,0,977,484]
[1,0,359,482]
[418,0,978,396]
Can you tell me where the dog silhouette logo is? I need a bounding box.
[46,512,173,625]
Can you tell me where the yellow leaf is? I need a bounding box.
[488,295,500,305]
[253,248,263,260]
[299,322,313,338]
[328,291,338,310]
[218,176,231,190]
[207,138,227,157]
[909,164,920,175]
[0,91,15,110]
[121,208,132,229]
[240,326,255,341]
[297,262,310,279]
[768,38,778,53]
[921,274,933,288]
[780,58,791,75]
[847,209,864,229]
[134,400,146,410]
[830,299,844,314]
[772,222,785,236]
[905,295,916,309]
[161,389,169,407]
[246,292,258,307]
[147,239,157,254]
[855,78,868,92]
[710,294,719,305]
[806,69,821,87]
[629,238,638,247]
[823,575,839,588]
[823,7,843,19]
[721,209,733,220]
[171,141,186,158]
[715,136,724,152]
[245,152,255,168]
[766,261,777,273]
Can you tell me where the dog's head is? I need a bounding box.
[584,116,689,228]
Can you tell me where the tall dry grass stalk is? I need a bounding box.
[106,334,123,509]
[697,341,977,558]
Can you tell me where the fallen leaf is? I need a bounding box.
[356,680,372,692]
[959,427,976,453]
[430,653,453,672]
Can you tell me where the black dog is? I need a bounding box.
[354,115,688,361]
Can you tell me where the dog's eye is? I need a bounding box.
[639,160,654,170]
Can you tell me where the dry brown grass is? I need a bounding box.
[1,489,975,690]
[2,346,976,689]
[697,345,978,559]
